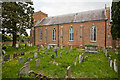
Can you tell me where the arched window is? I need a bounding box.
[39,29,42,41]
[69,26,74,41]
[90,25,96,42]
[52,28,56,41]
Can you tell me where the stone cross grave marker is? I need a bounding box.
[114,59,117,72]
[18,65,29,76]
[24,62,30,71]
[74,56,77,66]
[19,57,24,63]
[60,52,62,57]
[21,51,24,56]
[34,53,37,58]
[4,54,10,61]
[79,55,82,63]
[13,53,18,59]
[44,50,47,54]
[55,49,58,57]
[35,59,40,67]
[110,60,113,68]
[51,55,54,59]
[67,66,71,78]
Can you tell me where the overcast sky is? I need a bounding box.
[27,0,112,35]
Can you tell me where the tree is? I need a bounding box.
[2,1,34,47]
[111,1,120,40]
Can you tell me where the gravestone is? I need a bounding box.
[67,66,71,78]
[60,52,62,57]
[74,56,77,66]
[16,44,19,47]
[110,60,113,68]
[44,50,47,54]
[24,62,30,71]
[19,57,24,63]
[42,46,44,50]
[65,50,68,54]
[4,54,10,61]
[105,50,108,57]
[34,53,37,58]
[37,47,40,51]
[79,55,82,63]
[18,65,29,76]
[35,59,40,67]
[114,59,117,72]
[108,57,111,64]
[51,55,54,59]
[55,49,58,57]
[13,53,18,59]
[20,51,24,55]
[70,45,72,50]
[47,45,50,49]
[27,57,32,61]
[2,50,6,55]
[61,45,63,49]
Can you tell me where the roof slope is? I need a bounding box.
[35,8,106,26]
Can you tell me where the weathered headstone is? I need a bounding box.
[4,54,10,61]
[16,44,19,47]
[13,53,18,59]
[55,49,58,57]
[24,62,30,70]
[114,59,117,72]
[42,46,44,50]
[34,53,37,58]
[60,52,62,57]
[21,51,24,56]
[105,50,108,57]
[44,50,47,54]
[79,55,82,63]
[19,57,24,63]
[51,55,54,59]
[35,59,40,67]
[74,56,77,66]
[27,57,32,61]
[37,47,40,51]
[18,65,29,76]
[61,45,63,49]
[66,66,71,78]
[110,60,113,68]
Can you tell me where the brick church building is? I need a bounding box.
[30,7,113,48]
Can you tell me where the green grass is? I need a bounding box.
[2,46,119,78]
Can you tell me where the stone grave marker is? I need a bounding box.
[65,50,68,54]
[13,53,18,59]
[79,55,82,63]
[110,60,113,68]
[66,66,71,78]
[2,50,6,55]
[61,45,63,49]
[74,56,77,66]
[18,65,29,76]
[44,50,47,54]
[37,47,40,51]
[114,59,117,72]
[47,45,50,49]
[27,57,32,61]
[4,54,10,61]
[21,51,24,56]
[70,45,72,50]
[108,57,111,64]
[35,59,40,67]
[24,62,30,71]
[16,44,19,47]
[60,52,62,57]
[55,49,58,57]
[51,55,54,59]
[105,50,108,57]
[42,46,44,50]
[19,57,24,63]
[34,53,38,58]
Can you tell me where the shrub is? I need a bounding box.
[2,45,8,50]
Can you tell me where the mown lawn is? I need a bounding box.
[2,45,119,78]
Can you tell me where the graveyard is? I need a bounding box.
[2,44,119,79]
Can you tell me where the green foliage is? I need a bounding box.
[2,34,12,42]
[2,2,34,46]
[111,2,120,40]
[2,44,8,50]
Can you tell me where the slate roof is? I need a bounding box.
[35,8,106,27]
